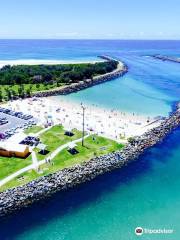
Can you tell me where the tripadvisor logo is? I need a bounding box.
[135,226,174,236]
[135,227,143,236]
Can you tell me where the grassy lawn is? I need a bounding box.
[0,82,68,101]
[24,126,44,134]
[36,125,82,159]
[0,83,60,98]
[0,125,82,182]
[0,135,124,191]
[50,134,123,170]
[0,155,32,180]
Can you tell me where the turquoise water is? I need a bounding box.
[54,54,180,116]
[0,40,180,239]
[55,74,173,116]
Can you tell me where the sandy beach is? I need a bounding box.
[3,97,163,142]
[0,59,104,69]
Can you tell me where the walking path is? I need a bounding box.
[0,164,35,188]
[0,135,90,188]
[34,126,52,137]
[31,151,39,170]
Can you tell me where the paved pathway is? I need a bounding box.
[34,126,52,137]
[0,135,90,188]
[31,150,39,170]
[0,164,35,188]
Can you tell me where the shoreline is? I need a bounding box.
[31,57,128,98]
[0,102,180,217]
[0,58,104,69]
[2,96,162,141]
[0,56,128,101]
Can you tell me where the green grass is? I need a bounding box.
[0,126,41,180]
[51,134,123,170]
[0,135,124,191]
[0,83,62,100]
[0,155,32,180]
[24,126,44,134]
[2,83,58,93]
[0,125,81,180]
[38,125,82,154]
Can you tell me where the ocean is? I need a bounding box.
[0,40,180,239]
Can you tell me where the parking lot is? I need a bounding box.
[0,108,37,140]
[0,112,27,133]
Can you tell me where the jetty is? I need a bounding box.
[152,55,180,64]
[0,102,180,217]
[98,55,120,62]
[32,56,128,98]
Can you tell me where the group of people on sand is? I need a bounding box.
[5,97,159,141]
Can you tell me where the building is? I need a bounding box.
[0,142,30,158]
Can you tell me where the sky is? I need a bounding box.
[0,0,180,39]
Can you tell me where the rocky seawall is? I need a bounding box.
[152,55,180,64]
[0,103,180,217]
[32,59,128,98]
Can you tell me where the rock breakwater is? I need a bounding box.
[152,55,180,64]
[0,103,180,217]
[32,58,128,98]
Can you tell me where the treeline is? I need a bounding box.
[0,85,33,102]
[0,61,118,85]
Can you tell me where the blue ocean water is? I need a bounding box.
[0,40,180,239]
[1,39,180,116]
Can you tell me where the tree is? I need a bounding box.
[18,85,25,98]
[29,85,33,95]
[11,89,17,99]
[36,83,40,91]
[13,73,25,84]
[26,88,31,97]
[0,61,118,91]
[44,73,53,82]
[0,88,3,102]
[4,87,12,100]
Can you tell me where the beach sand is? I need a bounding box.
[0,59,104,69]
[3,97,163,143]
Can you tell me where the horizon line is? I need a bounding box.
[0,38,180,41]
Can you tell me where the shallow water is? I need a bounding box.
[0,40,180,240]
[54,53,180,116]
